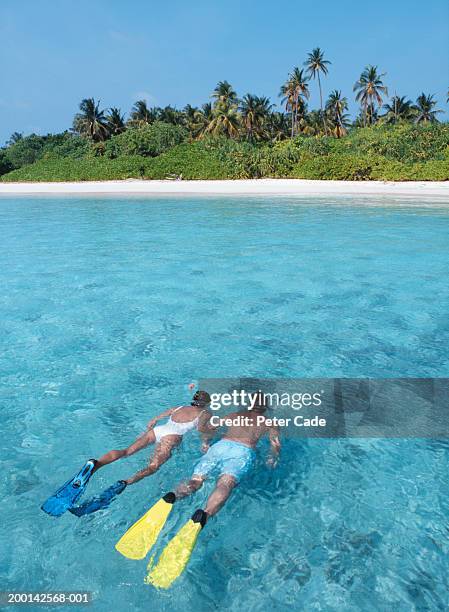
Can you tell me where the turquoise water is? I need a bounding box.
[1,195,449,611]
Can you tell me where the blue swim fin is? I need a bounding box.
[69,480,127,516]
[41,459,97,517]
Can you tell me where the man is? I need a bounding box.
[175,399,281,516]
[115,398,281,588]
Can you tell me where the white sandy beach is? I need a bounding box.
[0,179,448,199]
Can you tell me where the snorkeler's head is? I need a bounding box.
[191,390,211,407]
[251,392,268,413]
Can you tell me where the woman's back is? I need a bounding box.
[169,405,202,424]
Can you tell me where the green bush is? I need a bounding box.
[198,138,301,178]
[371,159,449,181]
[263,141,302,177]
[42,133,91,159]
[5,134,47,168]
[105,122,187,158]
[292,153,449,182]
[291,135,334,157]
[141,138,293,180]
[372,160,449,181]
[0,156,152,182]
[1,123,448,182]
[293,154,375,180]
[344,124,449,162]
[0,150,13,176]
[143,141,233,179]
[4,132,91,169]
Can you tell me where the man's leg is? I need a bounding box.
[174,474,206,499]
[125,436,181,485]
[204,474,237,517]
[94,429,156,473]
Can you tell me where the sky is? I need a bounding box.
[1,0,448,144]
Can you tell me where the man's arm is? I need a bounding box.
[197,409,218,452]
[267,426,281,467]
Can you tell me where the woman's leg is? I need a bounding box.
[94,429,156,472]
[125,435,181,485]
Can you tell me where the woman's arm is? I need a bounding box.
[146,406,178,429]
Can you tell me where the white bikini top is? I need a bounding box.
[164,406,202,436]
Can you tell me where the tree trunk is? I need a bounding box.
[294,102,297,137]
[294,93,299,136]
[290,101,294,138]
[318,73,327,135]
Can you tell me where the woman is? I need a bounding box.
[95,390,212,484]
[69,390,212,516]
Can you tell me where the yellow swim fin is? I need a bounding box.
[115,492,176,560]
[145,509,208,589]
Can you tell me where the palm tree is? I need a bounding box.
[182,104,200,136]
[6,132,23,146]
[256,96,274,138]
[305,47,331,133]
[295,97,309,134]
[73,98,109,141]
[280,68,309,137]
[159,106,184,125]
[106,107,126,135]
[325,90,350,137]
[182,104,197,129]
[382,96,415,124]
[206,81,240,138]
[353,65,388,126]
[129,100,157,125]
[212,80,238,106]
[190,103,213,139]
[304,110,324,135]
[267,112,290,142]
[290,68,310,136]
[240,94,273,141]
[279,79,296,138]
[414,93,443,123]
[353,104,379,128]
[205,101,240,138]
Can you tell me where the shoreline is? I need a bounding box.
[0,178,448,199]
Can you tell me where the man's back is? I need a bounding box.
[222,410,269,448]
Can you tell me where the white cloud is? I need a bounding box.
[26,125,43,135]
[108,30,130,42]
[132,91,157,105]
[0,98,31,109]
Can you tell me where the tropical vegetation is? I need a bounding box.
[1,50,448,182]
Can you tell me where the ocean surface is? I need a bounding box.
[0,195,448,611]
